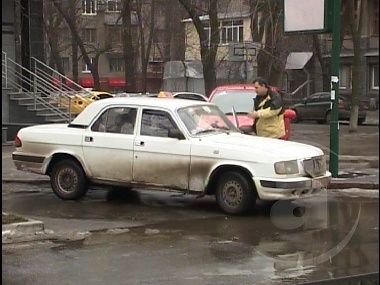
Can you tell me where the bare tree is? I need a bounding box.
[121,0,136,92]
[177,0,219,97]
[312,3,351,92]
[135,0,156,92]
[43,2,65,75]
[347,0,366,132]
[163,0,186,62]
[249,0,288,87]
[51,0,110,90]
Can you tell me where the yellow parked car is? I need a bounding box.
[57,91,114,116]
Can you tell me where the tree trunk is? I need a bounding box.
[177,0,218,97]
[122,0,136,92]
[348,0,366,132]
[313,35,330,91]
[72,36,79,87]
[51,0,100,90]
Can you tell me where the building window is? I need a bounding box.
[61,57,70,73]
[82,58,94,73]
[82,0,97,15]
[83,28,97,43]
[203,19,244,46]
[109,58,124,72]
[339,65,352,89]
[371,64,379,90]
[107,0,121,12]
[220,20,244,44]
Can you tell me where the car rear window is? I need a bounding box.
[210,90,256,114]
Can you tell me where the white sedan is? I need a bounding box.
[12,97,331,215]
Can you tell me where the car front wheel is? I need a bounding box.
[50,159,88,200]
[216,171,256,215]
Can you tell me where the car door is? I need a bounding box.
[82,106,138,181]
[133,108,191,189]
[297,94,319,120]
[317,93,332,120]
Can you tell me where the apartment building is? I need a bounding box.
[45,0,169,92]
[183,1,259,83]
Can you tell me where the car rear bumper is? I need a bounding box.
[253,172,332,200]
[12,153,46,175]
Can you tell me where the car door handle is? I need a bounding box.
[135,140,145,146]
[85,136,93,142]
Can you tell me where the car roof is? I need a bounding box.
[91,91,112,95]
[213,84,256,91]
[71,97,213,125]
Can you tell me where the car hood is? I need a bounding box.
[200,132,324,160]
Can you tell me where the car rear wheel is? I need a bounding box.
[215,171,256,215]
[50,159,88,200]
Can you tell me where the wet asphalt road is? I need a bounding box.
[2,183,379,285]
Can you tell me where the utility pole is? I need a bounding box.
[329,0,341,178]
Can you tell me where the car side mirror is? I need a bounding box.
[168,128,186,140]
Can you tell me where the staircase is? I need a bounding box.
[2,51,93,124]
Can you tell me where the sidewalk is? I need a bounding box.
[2,145,378,189]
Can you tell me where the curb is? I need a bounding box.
[2,219,44,238]
[328,181,379,190]
[2,179,50,185]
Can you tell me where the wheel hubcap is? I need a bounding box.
[57,168,78,194]
[222,181,243,208]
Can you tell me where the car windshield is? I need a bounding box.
[177,105,240,136]
[210,90,257,114]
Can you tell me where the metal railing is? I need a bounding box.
[2,51,93,122]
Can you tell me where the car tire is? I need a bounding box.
[50,159,88,200]
[324,111,331,124]
[216,171,256,215]
[317,120,324,124]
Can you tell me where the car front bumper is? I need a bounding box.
[253,172,332,200]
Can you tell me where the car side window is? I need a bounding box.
[91,107,137,135]
[98,94,112,100]
[319,94,331,102]
[307,95,320,103]
[140,109,179,138]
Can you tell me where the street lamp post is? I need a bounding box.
[329,0,341,178]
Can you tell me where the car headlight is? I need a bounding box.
[274,160,299,175]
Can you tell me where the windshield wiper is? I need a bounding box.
[194,126,230,135]
[225,111,249,115]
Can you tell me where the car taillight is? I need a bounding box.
[338,101,345,109]
[14,135,22,148]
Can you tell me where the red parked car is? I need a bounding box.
[209,84,296,140]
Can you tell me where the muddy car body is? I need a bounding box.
[13,97,331,215]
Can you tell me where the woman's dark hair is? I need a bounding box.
[252,77,269,88]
